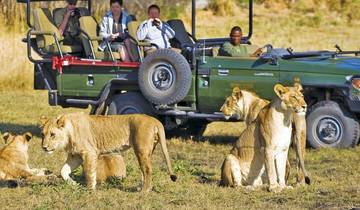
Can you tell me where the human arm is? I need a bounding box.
[99,16,112,41]
[161,22,175,39]
[58,9,72,35]
[136,20,151,41]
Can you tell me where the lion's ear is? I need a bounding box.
[2,132,12,144]
[293,77,303,92]
[23,132,32,142]
[56,115,66,128]
[232,87,242,100]
[39,116,49,128]
[274,84,289,99]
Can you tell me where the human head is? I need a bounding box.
[110,0,123,16]
[66,0,77,10]
[230,26,242,46]
[148,4,160,19]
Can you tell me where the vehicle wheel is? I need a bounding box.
[306,100,360,149]
[138,49,192,105]
[107,92,155,116]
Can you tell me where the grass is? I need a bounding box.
[0,91,359,209]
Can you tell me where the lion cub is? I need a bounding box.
[0,132,53,184]
[220,81,307,192]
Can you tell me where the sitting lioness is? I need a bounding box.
[219,81,307,192]
[0,132,54,184]
[220,82,310,187]
[40,113,177,191]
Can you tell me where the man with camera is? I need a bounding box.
[137,4,176,54]
[54,0,89,46]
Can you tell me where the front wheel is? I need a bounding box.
[306,100,359,149]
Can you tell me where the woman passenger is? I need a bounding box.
[99,0,132,61]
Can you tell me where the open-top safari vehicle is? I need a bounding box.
[18,0,360,148]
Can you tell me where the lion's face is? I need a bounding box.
[220,87,243,120]
[40,116,69,154]
[274,83,307,114]
[2,132,32,152]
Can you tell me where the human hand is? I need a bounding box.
[251,48,263,57]
[110,33,119,40]
[65,9,73,18]
[152,18,161,27]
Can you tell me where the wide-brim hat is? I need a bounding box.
[67,0,78,4]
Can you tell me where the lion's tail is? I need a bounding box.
[157,124,177,182]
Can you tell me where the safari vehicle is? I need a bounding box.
[19,0,360,148]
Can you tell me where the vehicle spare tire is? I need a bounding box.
[138,49,192,105]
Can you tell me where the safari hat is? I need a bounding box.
[66,0,78,4]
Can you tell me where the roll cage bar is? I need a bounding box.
[17,0,254,43]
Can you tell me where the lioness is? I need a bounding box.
[0,132,54,184]
[220,83,310,186]
[220,82,307,192]
[40,113,177,191]
[40,117,127,184]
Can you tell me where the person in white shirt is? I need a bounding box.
[136,4,176,54]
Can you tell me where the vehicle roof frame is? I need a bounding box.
[18,0,253,42]
[17,0,92,28]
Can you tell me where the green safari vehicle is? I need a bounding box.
[18,0,360,148]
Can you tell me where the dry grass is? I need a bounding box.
[0,91,359,209]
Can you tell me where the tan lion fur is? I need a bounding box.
[40,113,176,191]
[219,81,307,192]
[0,132,54,184]
[40,115,126,183]
[220,83,310,187]
[96,154,126,183]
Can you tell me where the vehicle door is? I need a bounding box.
[197,56,280,113]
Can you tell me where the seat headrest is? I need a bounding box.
[167,19,194,48]
[79,16,98,37]
[127,21,140,40]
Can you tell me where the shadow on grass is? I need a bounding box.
[191,135,238,145]
[0,123,41,136]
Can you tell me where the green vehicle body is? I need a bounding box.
[54,54,360,113]
[19,0,360,148]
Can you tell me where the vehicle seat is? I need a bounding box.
[127,20,143,61]
[167,19,195,49]
[212,46,220,57]
[32,8,82,54]
[79,16,120,60]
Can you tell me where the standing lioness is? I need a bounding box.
[40,113,177,191]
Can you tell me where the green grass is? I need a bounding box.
[0,90,359,209]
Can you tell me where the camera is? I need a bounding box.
[72,8,81,18]
[152,19,160,27]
